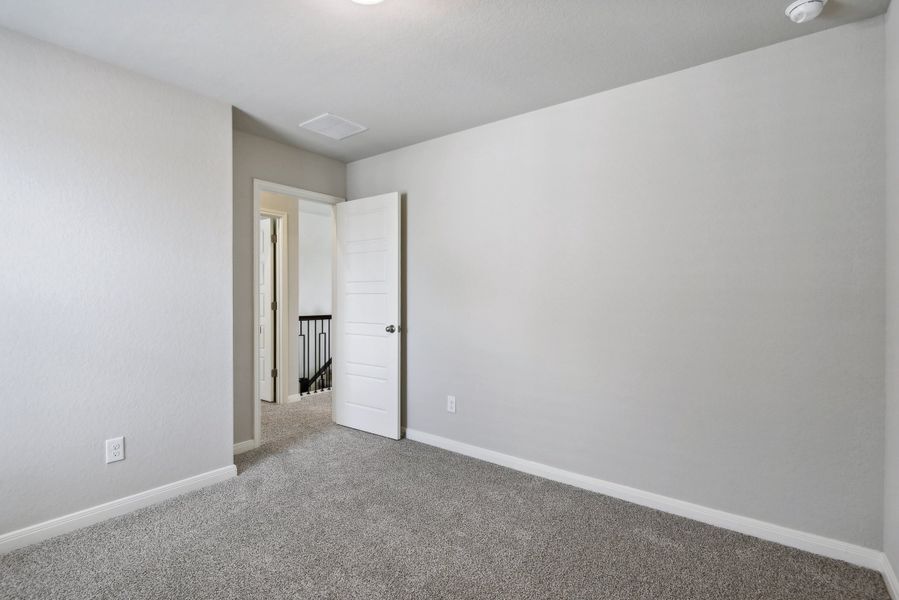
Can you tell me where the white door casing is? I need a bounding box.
[333,192,402,440]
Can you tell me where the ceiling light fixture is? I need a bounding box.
[785,0,827,24]
[352,0,384,4]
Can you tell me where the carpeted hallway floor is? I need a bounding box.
[0,393,890,600]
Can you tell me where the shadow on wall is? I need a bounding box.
[401,193,408,431]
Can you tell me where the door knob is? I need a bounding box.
[385,325,397,333]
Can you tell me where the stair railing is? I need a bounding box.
[298,315,332,394]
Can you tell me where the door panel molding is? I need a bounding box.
[333,192,402,440]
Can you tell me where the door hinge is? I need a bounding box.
[271,300,277,311]
[271,368,278,378]
[271,232,277,244]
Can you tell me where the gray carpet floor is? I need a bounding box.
[0,393,890,600]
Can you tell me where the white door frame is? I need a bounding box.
[259,208,287,407]
[251,179,343,448]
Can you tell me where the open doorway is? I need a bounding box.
[252,180,342,447]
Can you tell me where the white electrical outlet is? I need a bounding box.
[105,437,125,464]
[446,395,456,414]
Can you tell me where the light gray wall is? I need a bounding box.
[298,212,333,316]
[348,20,886,548]
[885,1,899,573]
[233,130,345,443]
[0,29,234,535]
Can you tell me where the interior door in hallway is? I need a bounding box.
[333,192,401,440]
[259,216,275,403]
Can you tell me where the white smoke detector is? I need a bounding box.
[785,0,827,24]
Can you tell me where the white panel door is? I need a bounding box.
[259,217,274,403]
[333,192,401,439]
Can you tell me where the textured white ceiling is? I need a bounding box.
[0,0,889,162]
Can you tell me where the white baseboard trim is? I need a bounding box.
[233,439,258,455]
[404,429,884,572]
[286,393,304,404]
[882,554,899,600]
[0,465,237,554]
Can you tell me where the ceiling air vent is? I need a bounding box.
[298,113,368,140]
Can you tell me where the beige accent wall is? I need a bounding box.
[232,129,345,444]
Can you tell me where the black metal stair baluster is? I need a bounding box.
[315,318,320,391]
[298,315,333,394]
[327,317,331,389]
